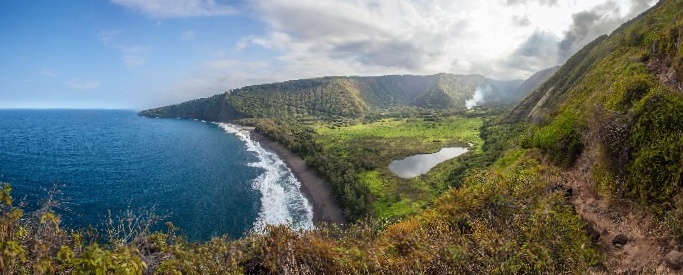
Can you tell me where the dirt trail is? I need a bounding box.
[561,149,678,274]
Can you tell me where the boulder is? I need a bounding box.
[612,234,628,247]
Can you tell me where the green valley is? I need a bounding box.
[309,116,484,218]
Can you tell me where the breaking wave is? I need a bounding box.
[216,123,314,232]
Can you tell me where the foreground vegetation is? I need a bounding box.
[0,145,600,274]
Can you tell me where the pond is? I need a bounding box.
[389,147,469,178]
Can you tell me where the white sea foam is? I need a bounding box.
[216,123,314,232]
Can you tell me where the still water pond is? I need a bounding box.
[389,147,468,178]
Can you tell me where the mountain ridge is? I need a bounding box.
[139,73,537,120]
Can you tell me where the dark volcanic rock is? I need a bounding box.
[612,234,628,247]
[565,188,573,199]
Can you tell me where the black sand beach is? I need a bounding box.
[248,129,345,224]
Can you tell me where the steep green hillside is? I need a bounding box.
[138,93,246,121]
[512,0,683,203]
[507,34,612,122]
[349,75,435,108]
[505,1,683,268]
[227,77,370,118]
[404,74,492,109]
[140,74,514,121]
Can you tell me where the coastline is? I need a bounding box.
[247,129,346,225]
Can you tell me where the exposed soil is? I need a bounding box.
[647,58,683,92]
[561,143,679,274]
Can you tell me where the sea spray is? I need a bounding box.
[216,123,314,232]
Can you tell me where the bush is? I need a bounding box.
[626,92,683,205]
[526,111,584,167]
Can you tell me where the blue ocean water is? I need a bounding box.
[0,109,312,241]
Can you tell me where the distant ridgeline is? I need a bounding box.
[140,72,555,121]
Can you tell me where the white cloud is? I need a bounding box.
[248,0,464,73]
[238,0,655,80]
[111,0,237,18]
[97,30,152,68]
[118,45,153,68]
[97,30,121,46]
[66,79,101,90]
[162,0,655,105]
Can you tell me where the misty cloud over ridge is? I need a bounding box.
[238,0,655,82]
[105,0,658,108]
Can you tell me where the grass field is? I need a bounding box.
[315,116,482,145]
[313,116,484,218]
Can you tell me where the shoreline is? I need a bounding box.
[247,129,346,225]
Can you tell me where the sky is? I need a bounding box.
[0,0,657,110]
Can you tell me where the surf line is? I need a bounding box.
[216,123,314,232]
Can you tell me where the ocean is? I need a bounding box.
[0,109,312,241]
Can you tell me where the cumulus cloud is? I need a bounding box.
[512,15,532,27]
[558,1,621,61]
[66,79,101,90]
[247,0,465,72]
[556,0,656,62]
[235,0,655,80]
[502,31,561,73]
[111,0,237,18]
[160,0,656,100]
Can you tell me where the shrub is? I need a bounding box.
[526,111,584,167]
[626,92,683,205]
